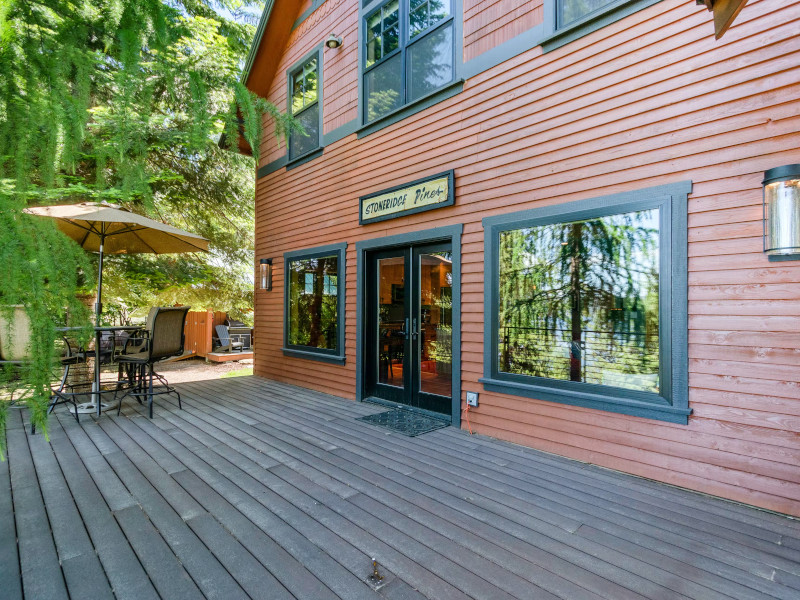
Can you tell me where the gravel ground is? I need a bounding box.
[154,357,254,384]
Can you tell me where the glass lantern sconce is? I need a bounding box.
[259,258,273,291]
[763,164,800,260]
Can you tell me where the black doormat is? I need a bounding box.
[357,409,449,437]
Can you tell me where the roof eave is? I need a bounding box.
[241,0,276,88]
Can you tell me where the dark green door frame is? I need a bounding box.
[356,224,463,426]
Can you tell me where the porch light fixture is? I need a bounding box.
[325,34,343,49]
[259,258,273,291]
[763,165,800,258]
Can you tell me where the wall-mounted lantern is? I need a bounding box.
[763,165,800,259]
[325,34,343,49]
[259,258,273,290]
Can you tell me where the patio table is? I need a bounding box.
[86,325,143,417]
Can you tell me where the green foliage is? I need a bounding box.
[0,198,93,456]
[497,210,660,392]
[0,0,296,450]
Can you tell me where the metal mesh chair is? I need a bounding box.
[116,306,189,418]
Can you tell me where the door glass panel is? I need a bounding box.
[419,251,452,397]
[377,256,405,388]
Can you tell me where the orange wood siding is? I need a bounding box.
[253,0,800,516]
[464,0,543,62]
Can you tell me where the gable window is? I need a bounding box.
[283,243,346,364]
[288,52,321,160]
[363,0,455,123]
[481,182,691,423]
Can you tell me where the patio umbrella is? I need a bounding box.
[24,202,208,320]
[24,202,208,414]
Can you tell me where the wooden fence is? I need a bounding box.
[183,310,228,358]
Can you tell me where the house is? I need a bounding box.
[243,0,800,517]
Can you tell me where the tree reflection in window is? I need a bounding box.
[288,255,338,350]
[497,209,660,393]
[364,0,453,122]
[557,0,615,28]
[289,56,319,159]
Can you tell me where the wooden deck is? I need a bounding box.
[2,376,800,600]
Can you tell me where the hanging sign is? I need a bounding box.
[359,170,455,225]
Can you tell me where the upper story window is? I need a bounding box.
[557,0,616,28]
[288,53,321,160]
[363,0,455,123]
[543,0,662,53]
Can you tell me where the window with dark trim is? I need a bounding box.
[557,0,616,29]
[362,0,455,123]
[283,243,346,364]
[481,182,691,424]
[542,0,662,53]
[288,52,321,160]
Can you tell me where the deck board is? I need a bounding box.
[3,375,800,599]
[184,378,800,593]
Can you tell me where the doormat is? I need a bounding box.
[357,409,449,437]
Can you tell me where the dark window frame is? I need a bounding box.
[360,0,458,126]
[286,47,323,163]
[541,0,662,53]
[282,242,347,364]
[481,182,692,424]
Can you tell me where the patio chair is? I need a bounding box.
[215,324,244,353]
[115,306,190,418]
[45,336,89,427]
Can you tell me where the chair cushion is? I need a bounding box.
[116,354,149,364]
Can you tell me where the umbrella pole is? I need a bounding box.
[94,236,104,418]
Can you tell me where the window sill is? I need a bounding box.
[286,147,323,171]
[540,0,662,53]
[282,347,346,364]
[478,377,691,424]
[357,79,464,139]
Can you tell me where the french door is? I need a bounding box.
[365,243,453,415]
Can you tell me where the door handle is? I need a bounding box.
[403,318,410,340]
[412,317,418,340]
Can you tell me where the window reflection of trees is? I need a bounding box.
[289,57,319,158]
[365,0,453,122]
[558,0,614,28]
[288,256,338,350]
[497,209,660,393]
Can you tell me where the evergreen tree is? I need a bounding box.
[0,0,295,453]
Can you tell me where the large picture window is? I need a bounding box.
[288,52,321,161]
[283,243,346,363]
[482,182,691,423]
[362,0,455,123]
[498,208,660,393]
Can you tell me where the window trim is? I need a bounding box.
[286,47,323,163]
[282,242,347,364]
[480,181,692,424]
[359,0,463,127]
[541,0,662,53]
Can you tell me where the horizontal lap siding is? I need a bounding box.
[254,0,800,516]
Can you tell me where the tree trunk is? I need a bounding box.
[308,260,324,347]
[569,223,583,382]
